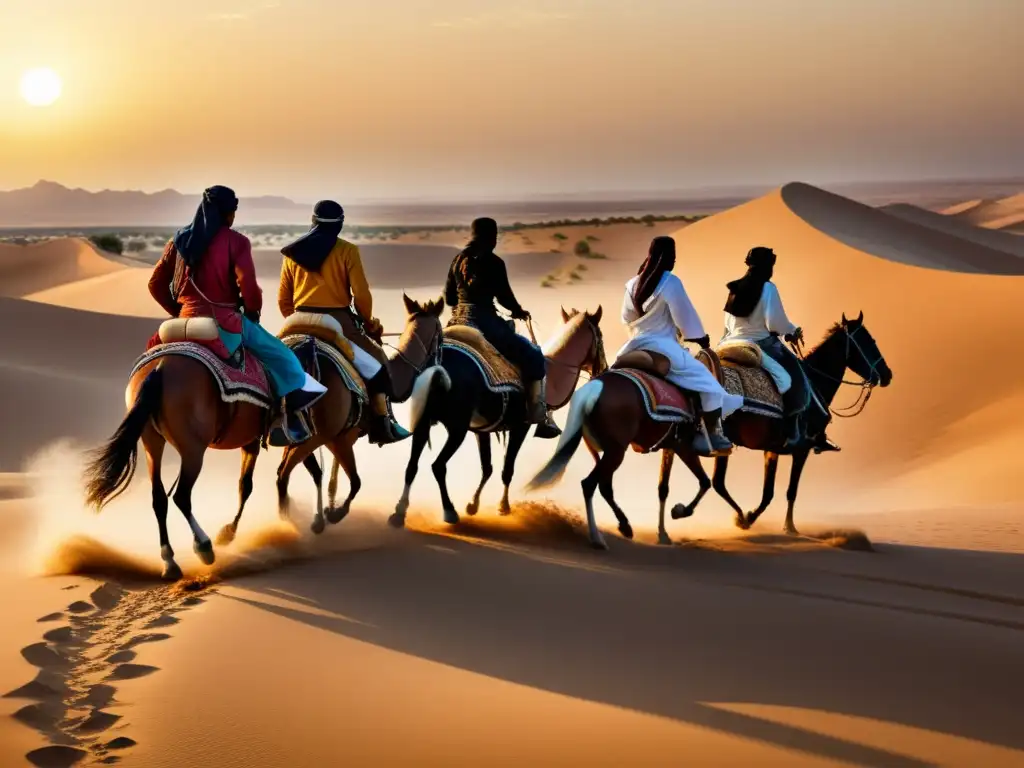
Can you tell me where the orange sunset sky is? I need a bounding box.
[1,0,1022,202]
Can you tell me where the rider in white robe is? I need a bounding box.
[615,237,742,455]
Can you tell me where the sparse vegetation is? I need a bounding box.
[88,233,124,255]
[540,274,557,288]
[573,240,591,257]
[586,234,600,242]
[568,268,583,282]
[126,240,148,253]
[552,232,568,241]
[579,250,607,260]
[549,248,562,254]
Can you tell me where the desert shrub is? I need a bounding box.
[540,274,557,288]
[573,240,591,257]
[89,234,124,255]
[579,250,607,260]
[568,268,582,282]
[126,240,148,253]
[586,234,599,242]
[549,247,562,254]
[552,232,568,241]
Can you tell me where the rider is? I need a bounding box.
[278,200,410,446]
[722,246,838,452]
[443,217,561,439]
[147,185,327,445]
[617,236,741,456]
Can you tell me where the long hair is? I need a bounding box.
[633,236,677,315]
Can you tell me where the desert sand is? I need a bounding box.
[2,186,1024,766]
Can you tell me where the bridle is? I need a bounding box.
[522,314,607,384]
[792,323,884,418]
[381,315,443,374]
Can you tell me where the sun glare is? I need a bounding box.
[19,68,62,107]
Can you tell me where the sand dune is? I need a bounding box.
[878,202,1024,258]
[2,189,1024,766]
[0,238,125,297]
[943,193,1024,231]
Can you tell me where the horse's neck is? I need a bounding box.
[387,328,424,402]
[544,323,587,408]
[803,331,846,406]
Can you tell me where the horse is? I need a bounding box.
[686,311,892,535]
[527,312,891,548]
[216,294,445,544]
[388,306,608,529]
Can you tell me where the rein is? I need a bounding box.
[381,318,443,374]
[513,312,604,388]
[793,325,881,418]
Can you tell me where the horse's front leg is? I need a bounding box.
[432,418,471,525]
[498,424,530,516]
[745,452,779,528]
[466,432,492,517]
[711,456,748,529]
[143,426,179,581]
[784,449,810,536]
[390,417,431,528]
[217,441,261,545]
[670,448,712,521]
[656,449,674,545]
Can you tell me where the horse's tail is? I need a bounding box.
[83,366,163,511]
[527,378,604,491]
[409,364,451,434]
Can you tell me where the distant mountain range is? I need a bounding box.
[0,181,309,228]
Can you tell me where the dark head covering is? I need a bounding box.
[633,236,677,315]
[280,200,345,272]
[467,217,499,254]
[724,246,776,317]
[173,185,238,268]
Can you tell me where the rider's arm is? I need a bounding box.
[231,235,263,317]
[665,276,707,341]
[764,283,798,337]
[444,260,459,307]
[493,257,527,318]
[148,241,181,317]
[277,258,295,318]
[343,244,374,321]
[621,287,639,324]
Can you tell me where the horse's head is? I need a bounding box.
[399,293,445,369]
[558,304,607,377]
[840,311,892,388]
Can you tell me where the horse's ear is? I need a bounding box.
[432,295,445,316]
[856,310,864,325]
[589,305,603,325]
[560,306,570,323]
[841,312,848,326]
[402,293,418,315]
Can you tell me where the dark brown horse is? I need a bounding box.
[389,307,608,529]
[528,313,891,547]
[687,312,892,534]
[217,295,445,544]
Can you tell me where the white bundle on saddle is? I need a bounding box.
[158,317,220,344]
[279,312,354,361]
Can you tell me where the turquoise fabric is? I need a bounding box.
[239,317,306,396]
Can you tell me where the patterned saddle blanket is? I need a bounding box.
[695,349,784,419]
[281,335,368,403]
[607,368,696,423]
[443,325,523,394]
[130,342,274,409]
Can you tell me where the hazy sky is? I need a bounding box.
[1,0,1022,201]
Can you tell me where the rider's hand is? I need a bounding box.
[512,308,530,321]
[695,334,711,350]
[785,327,803,344]
[364,317,383,338]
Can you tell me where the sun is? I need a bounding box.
[19,68,62,107]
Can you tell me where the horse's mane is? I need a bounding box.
[805,322,844,358]
[542,313,588,357]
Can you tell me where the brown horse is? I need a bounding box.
[685,312,892,534]
[526,354,712,549]
[389,307,608,529]
[217,294,445,544]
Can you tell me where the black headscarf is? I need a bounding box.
[173,185,239,268]
[724,246,776,317]
[456,217,499,284]
[280,200,345,272]
[633,236,677,315]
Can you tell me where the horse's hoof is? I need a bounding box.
[784,525,799,537]
[657,531,672,546]
[589,537,608,551]
[326,504,350,525]
[443,508,460,526]
[618,522,634,540]
[498,503,512,517]
[194,539,215,566]
[387,512,406,529]
[310,514,325,535]
[161,561,183,582]
[735,515,752,531]
[215,524,236,546]
[465,501,479,517]
[670,503,693,520]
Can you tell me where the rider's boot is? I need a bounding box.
[702,408,733,456]
[813,431,841,454]
[279,374,327,444]
[368,393,411,446]
[527,378,561,440]
[782,412,804,450]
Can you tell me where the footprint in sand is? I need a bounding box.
[25,745,88,767]
[9,578,215,766]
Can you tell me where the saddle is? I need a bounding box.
[696,348,785,419]
[443,325,523,393]
[605,367,696,454]
[279,312,355,362]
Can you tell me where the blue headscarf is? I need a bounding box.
[173,185,239,268]
[281,200,345,272]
